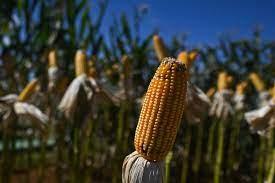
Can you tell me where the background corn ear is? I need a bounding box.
[18,79,39,102]
[48,50,57,67]
[75,50,88,76]
[249,73,265,92]
[153,35,169,61]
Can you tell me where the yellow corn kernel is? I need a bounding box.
[18,79,38,102]
[207,87,216,98]
[134,57,187,161]
[75,50,87,76]
[217,72,228,91]
[236,81,248,95]
[153,35,168,61]
[249,73,265,92]
[48,50,57,67]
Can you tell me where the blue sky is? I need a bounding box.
[100,0,275,46]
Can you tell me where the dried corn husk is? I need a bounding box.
[0,103,16,128]
[48,66,60,91]
[245,100,275,136]
[88,77,120,108]
[233,81,248,111]
[122,151,164,183]
[210,90,234,120]
[184,82,211,124]
[14,102,48,133]
[0,94,18,127]
[58,74,94,120]
[210,72,234,120]
[259,91,271,107]
[0,94,18,104]
[0,94,48,133]
[233,94,246,111]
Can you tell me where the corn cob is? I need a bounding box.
[177,51,198,81]
[249,73,265,92]
[207,87,216,98]
[18,79,38,102]
[177,51,198,71]
[217,72,229,91]
[75,50,88,76]
[177,51,188,67]
[134,57,187,161]
[48,50,57,67]
[153,35,169,61]
[236,81,248,95]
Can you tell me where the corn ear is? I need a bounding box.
[153,35,168,61]
[18,79,38,102]
[207,87,216,98]
[188,51,198,63]
[236,81,248,95]
[249,73,265,92]
[177,51,198,70]
[75,50,88,76]
[48,50,57,67]
[134,57,187,161]
[217,72,229,91]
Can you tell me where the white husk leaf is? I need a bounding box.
[13,102,49,132]
[48,66,60,90]
[184,82,211,124]
[122,151,164,183]
[233,93,246,111]
[0,103,15,127]
[0,94,18,127]
[88,77,119,106]
[245,100,275,136]
[210,89,234,120]
[58,74,94,119]
[0,94,18,103]
[259,91,271,107]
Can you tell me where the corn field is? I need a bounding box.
[0,1,274,183]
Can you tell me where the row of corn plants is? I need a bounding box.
[0,1,274,182]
